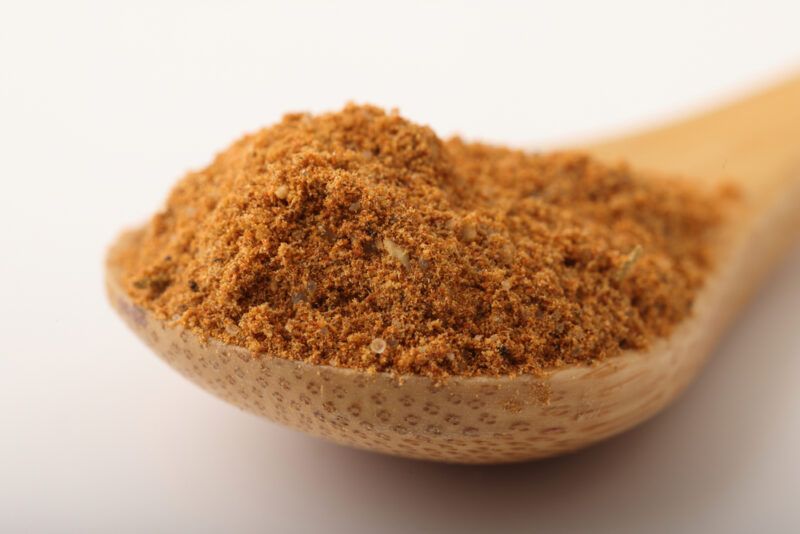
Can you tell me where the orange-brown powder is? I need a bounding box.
[111,104,729,378]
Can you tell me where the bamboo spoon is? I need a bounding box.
[107,75,800,464]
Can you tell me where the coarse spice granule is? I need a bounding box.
[110,104,732,378]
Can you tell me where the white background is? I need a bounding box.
[2,1,800,532]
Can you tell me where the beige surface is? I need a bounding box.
[107,77,800,463]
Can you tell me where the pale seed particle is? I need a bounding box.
[370,337,387,354]
[383,237,410,267]
[274,184,289,199]
[460,223,478,242]
[225,324,240,336]
[616,244,644,281]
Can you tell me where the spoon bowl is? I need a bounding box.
[107,76,800,463]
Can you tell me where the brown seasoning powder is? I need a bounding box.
[111,104,731,378]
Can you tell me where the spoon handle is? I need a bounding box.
[588,73,800,200]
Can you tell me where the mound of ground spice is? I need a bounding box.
[111,104,729,378]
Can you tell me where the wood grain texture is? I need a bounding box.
[588,74,800,196]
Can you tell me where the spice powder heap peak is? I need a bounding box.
[111,104,730,378]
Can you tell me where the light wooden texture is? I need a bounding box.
[590,74,800,196]
[107,75,800,463]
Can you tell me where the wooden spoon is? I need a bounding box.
[107,75,800,464]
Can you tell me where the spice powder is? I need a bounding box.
[111,104,730,379]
